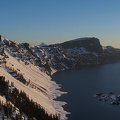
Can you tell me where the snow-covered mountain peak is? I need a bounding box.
[37,42,47,47]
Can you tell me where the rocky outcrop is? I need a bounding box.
[102,46,120,63]
[54,37,103,54]
[33,37,103,70]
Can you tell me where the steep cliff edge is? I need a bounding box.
[54,37,103,54]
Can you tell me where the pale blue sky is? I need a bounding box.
[0,0,120,47]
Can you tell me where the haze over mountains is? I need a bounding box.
[0,35,120,120]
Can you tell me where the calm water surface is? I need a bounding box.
[52,62,120,120]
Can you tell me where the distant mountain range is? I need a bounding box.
[33,37,120,70]
[1,35,120,72]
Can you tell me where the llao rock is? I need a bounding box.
[55,37,103,54]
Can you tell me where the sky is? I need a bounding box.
[0,0,120,48]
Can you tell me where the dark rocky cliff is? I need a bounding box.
[39,37,104,70]
[54,37,103,54]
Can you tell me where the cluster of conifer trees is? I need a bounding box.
[0,76,59,120]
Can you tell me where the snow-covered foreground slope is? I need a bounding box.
[0,51,69,120]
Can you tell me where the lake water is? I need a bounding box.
[52,62,120,120]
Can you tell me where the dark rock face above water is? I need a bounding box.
[55,37,103,54]
[34,37,104,70]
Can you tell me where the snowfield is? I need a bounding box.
[0,51,69,120]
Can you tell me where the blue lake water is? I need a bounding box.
[52,62,120,120]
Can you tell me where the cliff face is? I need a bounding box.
[33,37,104,70]
[102,46,120,63]
[56,37,103,54]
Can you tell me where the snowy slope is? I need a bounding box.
[0,51,69,120]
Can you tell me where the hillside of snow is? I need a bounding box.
[0,50,69,120]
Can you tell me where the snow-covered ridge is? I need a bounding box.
[0,51,69,120]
